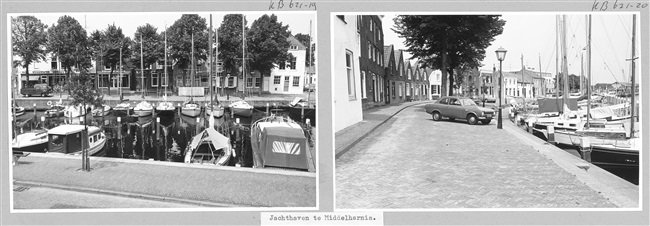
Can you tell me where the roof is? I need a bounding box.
[48,125,100,135]
[383,45,394,67]
[287,35,306,51]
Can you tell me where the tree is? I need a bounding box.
[167,14,208,87]
[68,70,104,171]
[11,16,49,75]
[294,33,315,67]
[218,14,245,77]
[393,15,505,96]
[132,24,163,69]
[247,14,291,75]
[557,73,581,93]
[88,24,131,95]
[47,15,92,77]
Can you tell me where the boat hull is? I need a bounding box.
[590,145,639,168]
[12,139,49,153]
[287,106,316,126]
[134,109,153,117]
[181,108,202,117]
[231,107,253,117]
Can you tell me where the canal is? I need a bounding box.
[12,106,316,169]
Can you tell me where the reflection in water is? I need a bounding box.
[12,106,308,167]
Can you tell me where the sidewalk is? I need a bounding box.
[335,100,432,158]
[12,154,316,207]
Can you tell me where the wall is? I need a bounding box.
[333,15,363,132]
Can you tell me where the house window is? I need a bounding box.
[246,77,254,88]
[346,50,356,100]
[51,57,58,70]
[279,61,286,70]
[432,85,438,95]
[391,81,396,97]
[368,41,372,59]
[228,76,235,87]
[293,76,300,87]
[273,76,281,84]
[255,77,261,88]
[290,45,298,50]
[161,73,168,87]
[399,83,403,97]
[290,57,296,70]
[356,16,361,32]
[369,19,373,31]
[151,72,158,87]
[360,71,367,99]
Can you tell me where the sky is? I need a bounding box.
[17,11,316,44]
[382,13,640,85]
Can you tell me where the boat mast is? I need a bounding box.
[561,15,569,111]
[141,32,144,99]
[191,32,195,100]
[209,14,213,108]
[306,20,312,104]
[215,27,219,104]
[629,14,636,138]
[164,24,167,97]
[242,14,246,98]
[555,15,559,99]
[586,15,592,128]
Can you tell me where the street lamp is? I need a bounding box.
[496,47,507,129]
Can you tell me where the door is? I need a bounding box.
[283,76,290,92]
[448,98,463,119]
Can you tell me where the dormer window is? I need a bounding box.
[290,45,298,50]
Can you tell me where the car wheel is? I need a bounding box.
[467,114,478,125]
[432,112,441,121]
[481,119,492,124]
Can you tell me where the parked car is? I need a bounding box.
[424,96,495,125]
[20,84,51,97]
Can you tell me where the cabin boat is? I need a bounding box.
[229,100,254,117]
[590,137,639,169]
[91,104,112,117]
[45,104,66,118]
[64,104,90,118]
[156,97,176,115]
[181,101,202,117]
[47,125,106,156]
[12,129,49,153]
[250,115,314,171]
[205,103,225,118]
[184,127,232,165]
[134,101,153,117]
[113,102,134,116]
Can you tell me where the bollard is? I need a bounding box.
[547,125,555,143]
[156,117,160,140]
[527,119,534,134]
[41,116,45,129]
[515,115,521,126]
[266,103,269,116]
[579,137,592,163]
[301,103,305,122]
[177,103,181,115]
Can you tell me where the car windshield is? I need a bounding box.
[460,99,477,106]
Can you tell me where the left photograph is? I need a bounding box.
[9,12,317,209]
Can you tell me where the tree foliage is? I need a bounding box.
[393,15,505,96]
[246,14,291,75]
[132,24,163,69]
[68,71,104,108]
[167,14,208,75]
[11,16,49,75]
[217,14,245,76]
[47,15,92,75]
[294,33,315,67]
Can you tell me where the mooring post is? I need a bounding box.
[580,137,592,163]
[266,103,269,116]
[117,117,122,158]
[547,125,555,143]
[235,118,241,167]
[195,117,200,135]
[301,103,305,123]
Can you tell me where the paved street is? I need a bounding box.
[336,103,616,208]
[13,186,199,209]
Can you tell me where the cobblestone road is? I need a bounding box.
[336,104,615,209]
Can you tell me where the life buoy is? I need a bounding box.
[47,101,52,106]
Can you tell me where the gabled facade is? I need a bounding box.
[267,35,307,94]
[333,15,363,132]
[383,45,396,104]
[404,61,413,100]
[389,49,407,103]
[358,15,385,109]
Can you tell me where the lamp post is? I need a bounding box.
[496,47,507,129]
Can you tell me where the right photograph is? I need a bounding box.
[333,13,640,209]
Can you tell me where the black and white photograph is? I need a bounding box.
[9,11,317,209]
[334,13,640,209]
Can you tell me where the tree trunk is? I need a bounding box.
[440,50,448,97]
[448,68,455,96]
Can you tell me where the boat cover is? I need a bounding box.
[252,122,309,170]
[537,97,578,113]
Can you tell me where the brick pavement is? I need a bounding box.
[13,154,316,207]
[335,101,430,158]
[336,105,618,208]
